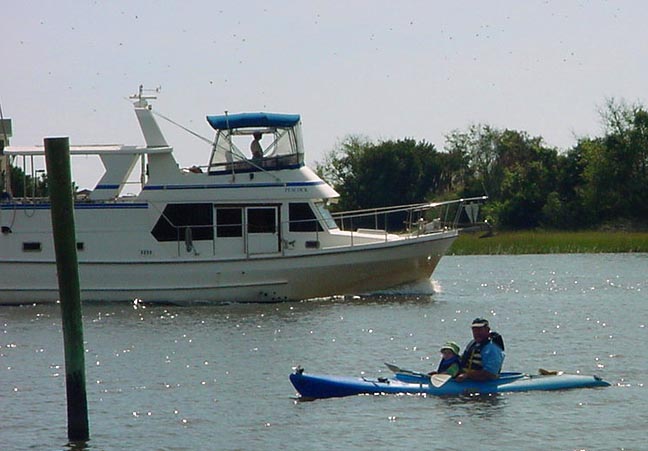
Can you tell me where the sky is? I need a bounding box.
[2,0,647,190]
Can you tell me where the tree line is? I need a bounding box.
[3,165,49,199]
[316,99,648,230]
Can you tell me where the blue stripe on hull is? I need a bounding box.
[142,180,325,191]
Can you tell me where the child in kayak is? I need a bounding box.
[429,341,461,378]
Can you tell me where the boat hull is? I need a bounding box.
[289,370,610,399]
[0,230,456,304]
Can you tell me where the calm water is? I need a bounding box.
[1,254,647,451]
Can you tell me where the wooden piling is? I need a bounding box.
[44,137,89,442]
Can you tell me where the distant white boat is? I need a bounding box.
[0,86,484,304]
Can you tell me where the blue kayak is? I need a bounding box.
[289,367,610,399]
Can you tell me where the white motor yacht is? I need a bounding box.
[0,87,484,304]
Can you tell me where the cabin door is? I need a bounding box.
[245,206,280,255]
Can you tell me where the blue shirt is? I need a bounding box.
[480,340,505,375]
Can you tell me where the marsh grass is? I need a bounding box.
[450,231,648,255]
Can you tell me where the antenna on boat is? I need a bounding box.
[131,84,214,148]
[129,84,162,108]
[130,85,168,148]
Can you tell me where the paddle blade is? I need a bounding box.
[431,373,452,388]
[384,362,428,378]
[384,362,401,373]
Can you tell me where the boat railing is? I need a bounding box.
[273,196,488,249]
[0,185,145,205]
[329,196,488,239]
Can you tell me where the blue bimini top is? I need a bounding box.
[206,112,301,130]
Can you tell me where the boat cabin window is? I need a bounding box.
[313,202,339,230]
[22,242,42,252]
[289,203,324,232]
[216,207,243,237]
[151,203,214,242]
[247,208,277,234]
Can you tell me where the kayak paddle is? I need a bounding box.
[430,373,452,387]
[384,362,428,378]
[385,363,455,387]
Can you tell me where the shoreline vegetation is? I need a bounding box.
[450,231,648,255]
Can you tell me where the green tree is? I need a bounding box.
[317,136,449,210]
[444,124,501,198]
[445,126,559,228]
[316,136,454,229]
[578,99,648,224]
[540,145,589,229]
[7,164,49,198]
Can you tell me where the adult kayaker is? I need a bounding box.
[455,318,505,382]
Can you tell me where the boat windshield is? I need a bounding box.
[207,113,304,173]
[314,202,339,230]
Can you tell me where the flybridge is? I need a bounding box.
[207,110,305,172]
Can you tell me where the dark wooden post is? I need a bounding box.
[44,136,89,442]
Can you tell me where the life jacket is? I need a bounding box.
[437,355,461,374]
[461,331,504,372]
[461,340,484,371]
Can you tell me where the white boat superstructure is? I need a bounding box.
[0,87,484,304]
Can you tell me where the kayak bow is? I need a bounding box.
[289,367,610,399]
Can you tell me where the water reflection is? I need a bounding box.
[438,392,506,418]
[63,440,90,451]
[79,293,439,327]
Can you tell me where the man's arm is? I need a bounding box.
[455,369,497,382]
[481,343,505,376]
